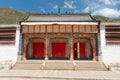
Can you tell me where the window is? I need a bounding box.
[105,26,120,45]
[0,27,16,44]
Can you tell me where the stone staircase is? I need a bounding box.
[43,61,74,70]
[13,60,43,70]
[75,61,108,71]
[12,60,108,71]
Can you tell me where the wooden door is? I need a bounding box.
[33,42,44,59]
[52,42,66,59]
[73,43,77,58]
[73,42,86,59]
[79,42,86,58]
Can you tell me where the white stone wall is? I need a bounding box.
[0,45,17,62]
[102,46,120,64]
[100,23,120,65]
[0,26,20,66]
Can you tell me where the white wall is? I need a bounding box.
[100,25,106,47]
[0,26,20,65]
[100,24,120,65]
[0,45,17,62]
[102,46,120,64]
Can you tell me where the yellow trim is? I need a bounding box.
[77,42,80,58]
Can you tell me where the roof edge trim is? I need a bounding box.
[21,22,99,25]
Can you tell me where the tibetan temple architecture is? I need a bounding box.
[0,13,120,70]
[20,13,100,60]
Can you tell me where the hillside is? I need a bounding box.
[0,7,120,24]
[0,7,26,24]
[93,16,120,22]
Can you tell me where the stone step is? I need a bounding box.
[13,65,43,68]
[13,66,42,70]
[43,67,74,70]
[13,67,42,70]
[17,61,43,64]
[45,64,73,66]
[75,62,103,64]
[14,64,43,66]
[77,68,107,70]
[12,60,108,71]
[75,65,106,67]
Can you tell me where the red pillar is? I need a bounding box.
[91,38,96,60]
[22,38,28,60]
[70,47,73,60]
[93,47,96,60]
[23,47,26,60]
[45,38,48,60]
[70,38,73,60]
[45,47,48,60]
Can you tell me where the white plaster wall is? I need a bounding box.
[0,27,20,65]
[100,25,106,47]
[102,46,120,64]
[0,45,17,62]
[100,24,120,65]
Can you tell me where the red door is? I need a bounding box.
[79,42,86,58]
[33,42,44,59]
[73,42,86,59]
[52,42,66,58]
[73,43,77,58]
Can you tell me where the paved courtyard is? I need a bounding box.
[0,70,120,80]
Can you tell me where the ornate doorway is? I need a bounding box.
[32,42,45,59]
[52,42,66,59]
[73,42,86,59]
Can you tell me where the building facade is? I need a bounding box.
[20,14,100,61]
[0,25,20,66]
[100,23,120,65]
[0,14,120,68]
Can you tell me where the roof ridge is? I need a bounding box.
[29,13,91,16]
[21,13,99,22]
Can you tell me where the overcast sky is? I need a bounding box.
[0,0,120,18]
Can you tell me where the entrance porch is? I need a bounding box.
[20,14,100,61]
[22,33,96,60]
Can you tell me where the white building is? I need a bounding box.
[0,25,20,68]
[100,23,120,67]
[0,14,120,70]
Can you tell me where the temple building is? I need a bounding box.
[20,13,100,61]
[0,13,120,70]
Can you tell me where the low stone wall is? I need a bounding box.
[0,60,13,70]
[109,63,120,71]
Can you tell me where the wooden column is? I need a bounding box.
[23,38,29,60]
[70,38,73,60]
[45,38,48,60]
[77,42,80,58]
[90,38,96,60]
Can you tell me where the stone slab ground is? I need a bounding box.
[0,70,120,80]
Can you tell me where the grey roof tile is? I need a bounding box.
[24,13,96,22]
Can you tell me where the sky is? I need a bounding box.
[0,0,120,18]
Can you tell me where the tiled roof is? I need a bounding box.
[23,13,97,22]
[0,24,19,27]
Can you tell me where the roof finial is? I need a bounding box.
[58,7,60,14]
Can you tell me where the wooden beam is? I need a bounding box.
[0,33,15,35]
[106,40,120,43]
[106,32,120,34]
[22,25,98,34]
[0,41,15,44]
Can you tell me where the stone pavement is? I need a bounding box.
[0,70,120,80]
